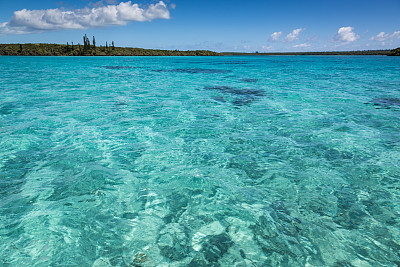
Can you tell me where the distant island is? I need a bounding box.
[0,35,399,56]
[223,49,399,56]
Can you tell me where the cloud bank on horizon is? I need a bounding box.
[0,1,170,34]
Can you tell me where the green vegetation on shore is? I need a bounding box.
[388,47,400,56]
[0,43,219,56]
[0,35,399,57]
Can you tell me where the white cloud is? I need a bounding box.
[261,45,273,51]
[388,31,400,39]
[293,43,310,48]
[370,31,400,41]
[334,26,359,42]
[269,31,282,41]
[0,1,170,34]
[285,28,305,42]
[371,32,389,41]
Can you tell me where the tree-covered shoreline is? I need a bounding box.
[389,47,400,56]
[0,41,399,57]
[0,43,220,56]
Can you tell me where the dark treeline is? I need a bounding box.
[0,35,399,56]
[0,43,219,56]
[2,44,395,56]
[389,47,400,56]
[222,50,394,56]
[0,34,219,56]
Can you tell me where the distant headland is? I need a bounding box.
[223,49,399,56]
[0,34,399,56]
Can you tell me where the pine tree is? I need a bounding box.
[83,34,91,54]
[83,35,86,51]
[93,36,96,51]
[112,41,115,50]
[19,44,23,54]
[87,35,90,50]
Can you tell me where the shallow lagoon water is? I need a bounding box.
[1,55,400,266]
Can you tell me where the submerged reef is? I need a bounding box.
[371,97,400,109]
[153,68,231,74]
[204,86,265,106]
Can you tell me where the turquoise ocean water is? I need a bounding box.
[1,56,400,266]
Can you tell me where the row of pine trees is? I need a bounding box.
[65,34,115,55]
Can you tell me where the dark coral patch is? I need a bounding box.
[202,233,234,263]
[204,86,264,97]
[102,66,137,69]
[241,78,259,83]
[153,68,231,74]
[204,86,265,106]
[0,103,18,115]
[370,97,400,109]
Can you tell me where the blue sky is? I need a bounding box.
[0,0,399,52]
